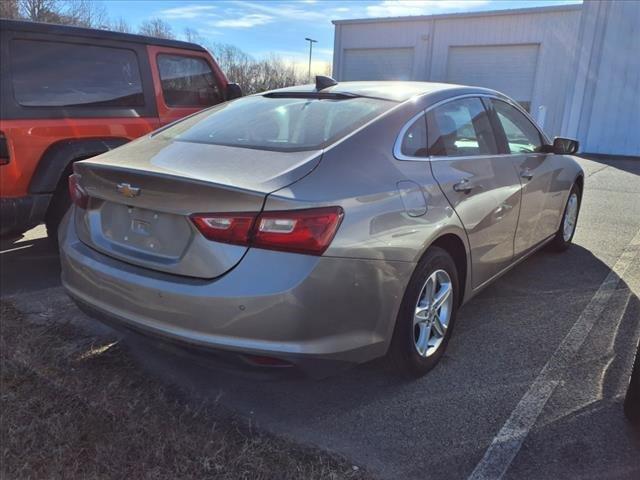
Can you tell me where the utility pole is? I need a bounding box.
[305,37,317,81]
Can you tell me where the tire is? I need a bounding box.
[45,180,71,242]
[624,341,640,427]
[387,246,460,378]
[549,183,581,252]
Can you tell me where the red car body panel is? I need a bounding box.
[0,118,160,197]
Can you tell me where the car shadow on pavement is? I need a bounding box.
[503,289,640,480]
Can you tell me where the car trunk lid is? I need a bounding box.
[72,137,322,279]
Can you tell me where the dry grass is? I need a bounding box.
[0,301,369,480]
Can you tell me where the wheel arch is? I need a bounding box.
[29,137,130,194]
[574,173,584,198]
[415,229,470,307]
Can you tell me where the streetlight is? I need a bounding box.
[305,37,317,81]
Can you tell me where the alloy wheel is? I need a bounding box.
[563,192,579,241]
[413,269,453,357]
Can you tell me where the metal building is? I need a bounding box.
[332,1,640,156]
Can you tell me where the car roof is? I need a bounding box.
[0,19,206,52]
[264,81,503,102]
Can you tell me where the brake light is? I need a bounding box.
[253,207,344,255]
[68,174,89,209]
[190,206,343,256]
[190,213,256,244]
[0,132,9,165]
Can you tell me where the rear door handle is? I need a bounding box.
[453,178,475,193]
[494,203,514,219]
[520,169,534,180]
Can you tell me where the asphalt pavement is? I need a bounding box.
[2,155,639,479]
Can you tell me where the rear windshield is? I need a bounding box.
[158,95,394,152]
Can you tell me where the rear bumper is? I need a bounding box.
[0,194,51,237]
[59,211,414,371]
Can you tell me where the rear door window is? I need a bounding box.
[10,39,144,107]
[157,54,221,107]
[426,98,498,157]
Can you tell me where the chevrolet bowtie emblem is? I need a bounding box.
[116,183,141,198]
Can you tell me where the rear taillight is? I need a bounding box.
[190,206,343,256]
[253,207,344,255]
[190,213,256,245]
[68,173,89,209]
[0,132,9,165]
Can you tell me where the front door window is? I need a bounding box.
[157,54,222,108]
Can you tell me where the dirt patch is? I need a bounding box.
[0,301,369,479]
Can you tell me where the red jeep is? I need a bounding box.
[0,19,241,238]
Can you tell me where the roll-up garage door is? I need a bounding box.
[343,48,414,81]
[446,44,539,111]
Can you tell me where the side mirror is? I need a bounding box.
[551,136,579,155]
[225,83,243,101]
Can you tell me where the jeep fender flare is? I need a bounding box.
[29,138,129,194]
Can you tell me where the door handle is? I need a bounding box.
[453,178,475,193]
[494,203,514,218]
[520,169,534,181]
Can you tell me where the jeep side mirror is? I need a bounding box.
[551,137,579,155]
[226,83,243,101]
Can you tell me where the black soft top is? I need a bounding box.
[0,19,206,52]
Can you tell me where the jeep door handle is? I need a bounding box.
[453,178,475,193]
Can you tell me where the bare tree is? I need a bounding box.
[138,18,174,39]
[110,16,132,33]
[19,0,65,23]
[209,43,253,87]
[182,27,202,44]
[0,0,21,19]
[207,42,305,94]
[13,0,107,27]
[252,55,301,92]
[65,0,107,28]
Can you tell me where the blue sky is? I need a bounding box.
[103,0,581,71]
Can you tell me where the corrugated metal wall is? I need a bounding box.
[333,6,581,139]
[565,0,640,156]
[333,19,434,83]
[428,8,580,138]
[445,44,540,108]
[342,47,415,80]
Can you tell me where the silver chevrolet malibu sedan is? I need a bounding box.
[60,79,583,377]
